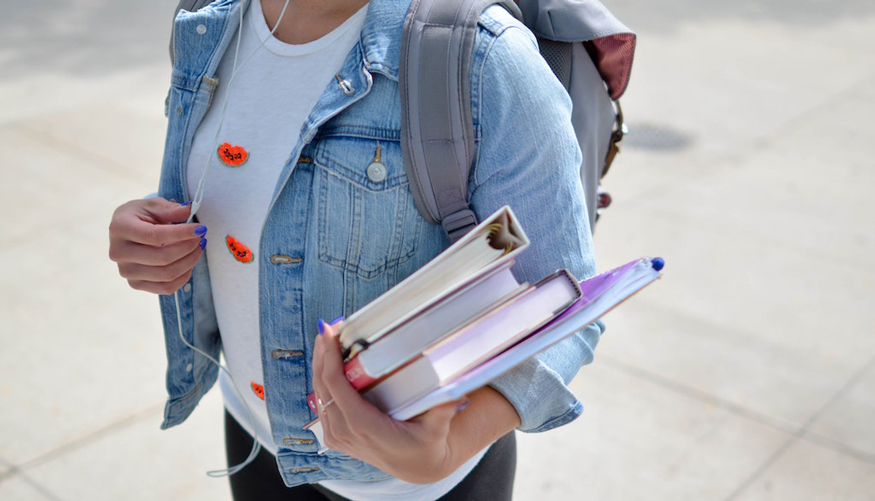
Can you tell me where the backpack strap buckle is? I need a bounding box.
[442,209,479,243]
[602,100,626,178]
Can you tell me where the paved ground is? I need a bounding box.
[1,0,873,499]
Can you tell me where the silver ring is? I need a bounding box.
[318,398,335,414]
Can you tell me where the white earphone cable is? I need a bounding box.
[187,0,292,224]
[176,0,293,477]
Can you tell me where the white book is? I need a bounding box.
[337,206,529,357]
[345,264,528,386]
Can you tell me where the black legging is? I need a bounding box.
[225,411,516,501]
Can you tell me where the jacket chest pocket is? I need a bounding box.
[313,135,422,280]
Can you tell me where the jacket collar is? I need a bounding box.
[182,0,408,79]
[358,0,408,80]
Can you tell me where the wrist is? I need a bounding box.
[375,442,456,485]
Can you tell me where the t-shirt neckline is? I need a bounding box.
[249,0,368,57]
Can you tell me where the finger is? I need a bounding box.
[312,329,343,421]
[311,331,330,414]
[110,236,202,267]
[127,267,195,295]
[312,332,354,450]
[139,197,196,225]
[110,200,206,247]
[117,243,204,282]
[318,322,375,417]
[120,219,206,247]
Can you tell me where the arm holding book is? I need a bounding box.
[312,321,521,485]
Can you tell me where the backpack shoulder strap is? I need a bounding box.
[399,0,522,243]
[169,0,217,65]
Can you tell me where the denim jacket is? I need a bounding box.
[157,0,603,487]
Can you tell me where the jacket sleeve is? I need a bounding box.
[469,7,605,433]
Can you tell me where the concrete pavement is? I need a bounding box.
[1,0,873,499]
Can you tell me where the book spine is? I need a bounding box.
[307,393,317,414]
[304,357,378,411]
[343,355,378,390]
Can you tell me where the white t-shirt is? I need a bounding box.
[186,2,485,499]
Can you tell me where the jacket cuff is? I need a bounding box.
[488,320,603,432]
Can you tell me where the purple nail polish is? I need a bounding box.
[330,316,344,325]
[181,201,193,207]
[317,318,326,335]
[455,398,471,413]
[199,237,207,250]
[194,225,207,236]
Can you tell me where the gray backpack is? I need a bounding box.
[172,0,635,242]
[401,0,634,241]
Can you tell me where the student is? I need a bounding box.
[108,0,602,499]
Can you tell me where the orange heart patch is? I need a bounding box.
[226,235,254,263]
[217,142,249,167]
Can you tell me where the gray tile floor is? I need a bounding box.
[1,0,873,499]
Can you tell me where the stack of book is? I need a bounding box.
[305,206,663,444]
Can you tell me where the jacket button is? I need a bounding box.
[289,466,321,474]
[196,24,207,35]
[270,254,303,265]
[283,437,315,446]
[367,162,387,183]
[272,349,304,359]
[335,74,355,96]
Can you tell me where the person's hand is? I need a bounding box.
[108,197,207,295]
[312,320,468,484]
